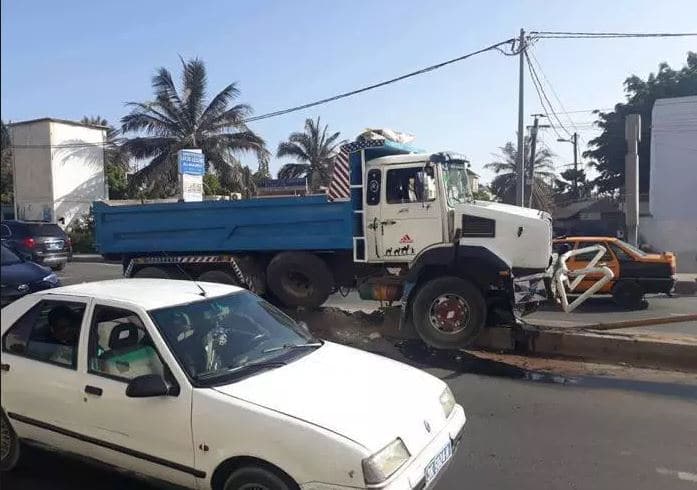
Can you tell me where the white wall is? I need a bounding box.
[10,121,53,221]
[49,121,106,226]
[640,96,697,272]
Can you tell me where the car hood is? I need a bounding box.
[213,342,448,452]
[470,200,549,220]
[0,261,51,286]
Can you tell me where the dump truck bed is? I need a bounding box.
[93,196,353,255]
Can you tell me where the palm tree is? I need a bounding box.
[120,57,267,196]
[276,117,340,192]
[485,136,555,211]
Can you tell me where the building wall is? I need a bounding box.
[49,121,106,226]
[640,96,697,272]
[9,121,53,221]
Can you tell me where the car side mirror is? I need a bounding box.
[297,321,310,333]
[126,374,176,398]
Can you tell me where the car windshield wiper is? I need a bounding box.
[261,342,323,354]
[196,360,288,381]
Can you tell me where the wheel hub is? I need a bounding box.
[429,294,470,334]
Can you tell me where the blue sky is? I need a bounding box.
[2,0,695,182]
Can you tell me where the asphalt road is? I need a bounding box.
[3,262,696,489]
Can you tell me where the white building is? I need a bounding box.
[640,96,697,272]
[9,118,107,227]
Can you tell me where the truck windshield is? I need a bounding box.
[442,162,471,206]
[150,291,321,385]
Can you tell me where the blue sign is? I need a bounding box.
[178,150,205,176]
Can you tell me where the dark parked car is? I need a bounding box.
[1,244,61,307]
[0,220,72,270]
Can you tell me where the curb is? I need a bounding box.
[70,254,105,263]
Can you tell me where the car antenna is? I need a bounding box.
[161,251,207,297]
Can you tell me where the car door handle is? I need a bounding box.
[397,208,409,214]
[381,220,397,225]
[0,363,9,372]
[84,385,103,396]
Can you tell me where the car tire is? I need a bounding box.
[51,262,66,271]
[222,466,295,490]
[1,410,20,472]
[266,252,333,308]
[412,276,486,349]
[133,266,176,279]
[197,269,241,287]
[612,280,645,309]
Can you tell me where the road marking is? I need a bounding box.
[656,467,697,483]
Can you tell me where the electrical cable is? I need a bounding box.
[524,52,568,139]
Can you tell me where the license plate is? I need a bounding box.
[46,241,63,250]
[424,441,452,484]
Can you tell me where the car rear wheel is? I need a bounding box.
[223,466,295,490]
[1,411,20,472]
[612,280,645,309]
[51,262,66,271]
[412,276,486,349]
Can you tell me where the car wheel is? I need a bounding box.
[223,466,295,490]
[1,411,20,472]
[266,252,333,308]
[197,269,241,287]
[133,266,181,279]
[612,280,644,309]
[412,276,486,349]
[51,262,66,271]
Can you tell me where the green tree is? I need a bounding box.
[1,120,13,205]
[120,57,268,197]
[585,52,697,194]
[80,116,130,199]
[203,172,222,196]
[554,168,595,204]
[277,117,340,192]
[485,137,555,211]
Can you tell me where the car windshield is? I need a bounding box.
[618,240,647,257]
[442,162,471,206]
[149,291,320,385]
[1,245,22,265]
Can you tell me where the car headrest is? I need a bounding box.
[108,323,139,350]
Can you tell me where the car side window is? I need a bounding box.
[574,242,614,262]
[386,166,435,204]
[608,242,632,261]
[2,300,86,368]
[0,224,11,238]
[88,305,165,382]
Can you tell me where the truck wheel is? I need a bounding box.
[197,269,240,287]
[612,280,644,309]
[133,266,173,279]
[1,410,20,472]
[266,252,333,308]
[412,276,486,349]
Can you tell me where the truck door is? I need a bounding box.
[372,165,443,262]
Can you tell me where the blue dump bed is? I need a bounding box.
[93,195,353,255]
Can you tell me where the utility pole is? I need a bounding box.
[526,114,550,207]
[557,132,579,198]
[515,28,526,207]
[625,115,641,246]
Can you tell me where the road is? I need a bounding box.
[4,262,696,489]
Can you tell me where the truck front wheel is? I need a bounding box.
[412,276,486,349]
[266,252,333,308]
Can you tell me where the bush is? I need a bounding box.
[67,209,96,253]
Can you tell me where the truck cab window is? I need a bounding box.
[386,166,435,204]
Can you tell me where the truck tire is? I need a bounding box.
[266,252,333,308]
[612,280,645,309]
[411,276,486,349]
[197,269,240,286]
[133,266,173,279]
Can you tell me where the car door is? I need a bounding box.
[79,301,197,487]
[1,295,90,452]
[569,241,618,293]
[375,164,443,262]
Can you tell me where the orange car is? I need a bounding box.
[553,236,676,308]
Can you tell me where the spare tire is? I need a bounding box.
[266,252,333,308]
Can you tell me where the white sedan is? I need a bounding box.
[1,279,466,490]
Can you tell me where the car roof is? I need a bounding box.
[34,279,243,310]
[555,236,619,242]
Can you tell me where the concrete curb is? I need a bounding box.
[70,254,105,263]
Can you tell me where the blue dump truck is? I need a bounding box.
[95,136,555,348]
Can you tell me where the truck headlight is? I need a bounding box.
[440,386,456,419]
[362,438,410,484]
[43,273,59,285]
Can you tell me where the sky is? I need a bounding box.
[1,0,695,183]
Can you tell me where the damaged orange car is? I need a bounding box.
[553,236,676,309]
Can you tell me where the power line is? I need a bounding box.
[530,31,697,38]
[525,51,572,139]
[242,37,516,123]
